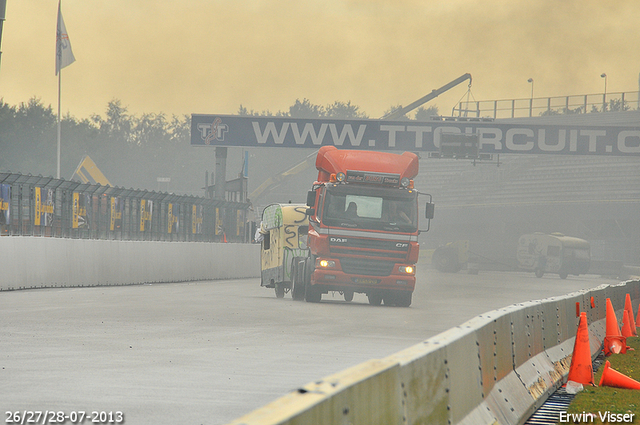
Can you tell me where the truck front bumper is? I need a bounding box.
[310,268,415,293]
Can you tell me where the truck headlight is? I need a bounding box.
[399,265,414,274]
[318,259,336,268]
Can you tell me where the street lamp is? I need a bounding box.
[527,78,534,116]
[601,73,607,111]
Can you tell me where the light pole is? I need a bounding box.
[528,78,534,117]
[601,73,607,111]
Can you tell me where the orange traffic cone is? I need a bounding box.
[624,294,637,336]
[637,304,640,330]
[566,312,594,386]
[599,360,640,390]
[604,298,626,356]
[622,310,634,338]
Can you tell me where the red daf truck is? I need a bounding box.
[289,146,434,307]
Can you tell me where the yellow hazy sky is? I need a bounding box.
[1,0,639,120]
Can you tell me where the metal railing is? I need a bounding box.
[453,90,640,119]
[0,172,253,243]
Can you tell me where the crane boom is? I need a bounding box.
[381,73,471,120]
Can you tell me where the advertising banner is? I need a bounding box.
[215,207,222,235]
[191,114,640,156]
[34,187,54,226]
[0,184,10,227]
[167,203,179,234]
[110,197,123,231]
[191,205,203,234]
[140,199,153,232]
[72,192,90,229]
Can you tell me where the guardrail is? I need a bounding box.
[0,172,253,243]
[228,279,640,425]
[453,90,640,119]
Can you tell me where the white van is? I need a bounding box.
[517,233,590,279]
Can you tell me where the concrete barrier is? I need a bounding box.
[0,237,260,291]
[228,279,640,425]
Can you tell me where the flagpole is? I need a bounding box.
[57,69,61,179]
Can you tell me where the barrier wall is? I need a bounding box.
[0,237,260,291]
[228,279,640,425]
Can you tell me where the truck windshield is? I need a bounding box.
[321,185,417,232]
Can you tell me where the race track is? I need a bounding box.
[0,267,618,425]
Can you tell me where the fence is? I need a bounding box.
[0,172,253,243]
[453,90,640,119]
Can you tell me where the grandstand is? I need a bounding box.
[416,111,640,269]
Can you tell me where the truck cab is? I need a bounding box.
[300,146,434,307]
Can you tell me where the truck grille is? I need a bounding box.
[340,258,395,276]
[329,237,409,260]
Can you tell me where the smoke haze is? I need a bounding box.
[1,0,638,119]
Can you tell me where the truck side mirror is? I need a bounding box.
[305,208,315,217]
[306,190,316,207]
[425,202,435,219]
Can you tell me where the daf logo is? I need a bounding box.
[396,243,409,248]
[330,237,348,243]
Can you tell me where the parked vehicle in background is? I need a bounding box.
[517,232,590,279]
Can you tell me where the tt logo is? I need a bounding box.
[197,117,229,144]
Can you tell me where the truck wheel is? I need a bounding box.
[275,283,285,299]
[368,292,382,306]
[305,285,322,303]
[291,260,305,301]
[433,248,460,273]
[382,292,396,306]
[535,269,544,278]
[395,291,412,307]
[343,290,354,302]
[304,258,321,303]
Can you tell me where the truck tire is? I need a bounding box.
[305,286,321,303]
[343,290,354,302]
[433,247,461,273]
[395,291,412,307]
[304,257,321,303]
[367,292,383,306]
[291,259,305,301]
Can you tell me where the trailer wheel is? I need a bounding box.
[367,292,383,306]
[559,271,568,279]
[535,269,544,278]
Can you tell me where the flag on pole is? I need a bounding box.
[55,1,75,75]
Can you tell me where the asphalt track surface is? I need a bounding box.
[1,268,618,425]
